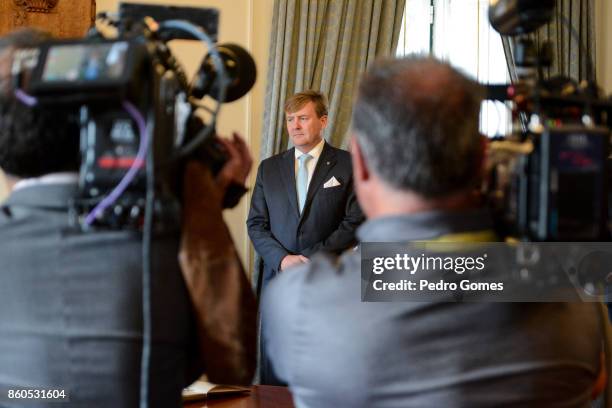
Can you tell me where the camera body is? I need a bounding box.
[10,4,256,230]
[488,126,610,241]
[486,0,611,241]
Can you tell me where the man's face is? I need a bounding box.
[286,101,328,153]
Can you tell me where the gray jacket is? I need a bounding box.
[0,183,194,407]
[262,210,604,408]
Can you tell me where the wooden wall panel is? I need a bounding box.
[0,0,96,39]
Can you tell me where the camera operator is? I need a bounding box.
[261,56,608,407]
[0,28,256,407]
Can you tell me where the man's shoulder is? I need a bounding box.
[325,143,350,158]
[257,150,292,176]
[329,144,349,154]
[262,149,293,164]
[324,144,352,169]
[1,184,78,217]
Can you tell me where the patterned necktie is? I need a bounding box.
[297,153,313,213]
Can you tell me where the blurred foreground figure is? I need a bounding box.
[0,28,256,407]
[262,57,608,408]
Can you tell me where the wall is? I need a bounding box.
[0,172,6,199]
[596,0,612,93]
[0,0,273,272]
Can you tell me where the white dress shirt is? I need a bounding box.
[294,138,325,191]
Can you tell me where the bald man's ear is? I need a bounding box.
[350,136,370,182]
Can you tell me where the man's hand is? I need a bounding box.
[215,132,253,192]
[280,254,309,271]
[180,155,257,386]
[183,133,252,211]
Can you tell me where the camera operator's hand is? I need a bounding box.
[179,160,257,385]
[215,132,252,193]
[180,134,256,385]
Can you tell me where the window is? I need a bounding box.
[397,0,511,137]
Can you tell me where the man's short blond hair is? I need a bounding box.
[284,90,328,118]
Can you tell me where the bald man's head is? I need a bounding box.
[352,57,484,198]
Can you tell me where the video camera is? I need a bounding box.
[485,0,611,241]
[9,3,256,230]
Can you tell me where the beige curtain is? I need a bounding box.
[261,0,406,157]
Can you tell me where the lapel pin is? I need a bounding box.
[326,161,330,165]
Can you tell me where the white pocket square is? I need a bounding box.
[323,176,341,188]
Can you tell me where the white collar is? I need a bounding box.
[295,138,325,160]
[12,172,79,192]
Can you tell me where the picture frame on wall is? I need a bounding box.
[0,0,96,38]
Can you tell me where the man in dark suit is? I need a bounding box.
[247,90,363,384]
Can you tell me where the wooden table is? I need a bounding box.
[183,385,294,408]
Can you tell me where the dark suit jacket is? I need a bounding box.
[247,142,364,286]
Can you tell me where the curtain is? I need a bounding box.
[260,0,406,157]
[501,0,596,83]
